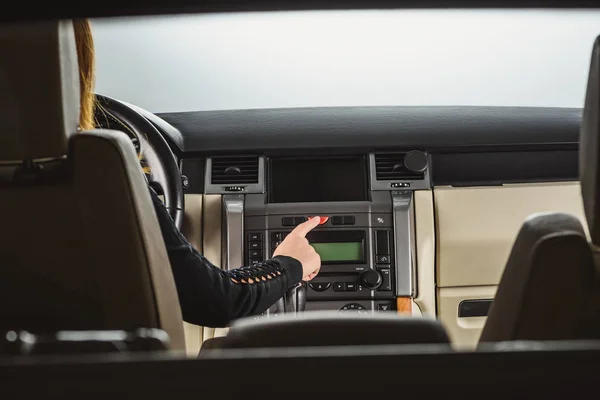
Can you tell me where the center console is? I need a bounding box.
[206,151,431,314]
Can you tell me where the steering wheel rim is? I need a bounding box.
[93,94,184,229]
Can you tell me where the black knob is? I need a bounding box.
[361,270,382,289]
[404,150,428,173]
[181,175,190,190]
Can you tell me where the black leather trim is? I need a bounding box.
[157,106,580,154]
[431,150,578,186]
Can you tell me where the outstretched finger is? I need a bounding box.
[290,216,321,238]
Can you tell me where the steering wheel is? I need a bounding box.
[93,94,184,229]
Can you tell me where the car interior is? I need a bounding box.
[2,1,600,396]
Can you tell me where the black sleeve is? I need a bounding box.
[147,187,303,328]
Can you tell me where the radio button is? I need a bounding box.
[248,241,262,250]
[282,217,295,226]
[307,216,329,225]
[309,282,331,292]
[377,255,391,264]
[377,303,392,311]
[375,230,391,255]
[294,216,307,225]
[271,232,284,241]
[248,250,261,258]
[331,216,344,225]
[371,214,392,227]
[345,282,357,291]
[333,282,346,292]
[248,232,262,241]
[343,216,355,225]
[377,268,392,291]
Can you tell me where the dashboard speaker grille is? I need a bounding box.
[374,153,424,180]
[210,156,259,184]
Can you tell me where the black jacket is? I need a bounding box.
[148,188,303,328]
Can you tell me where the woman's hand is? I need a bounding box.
[273,217,322,281]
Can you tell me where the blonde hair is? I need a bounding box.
[73,19,149,174]
[73,19,96,131]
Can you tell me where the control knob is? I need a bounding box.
[404,150,428,173]
[361,269,382,289]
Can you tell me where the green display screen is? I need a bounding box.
[310,242,363,262]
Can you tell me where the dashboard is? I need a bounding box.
[153,106,579,190]
[134,105,584,345]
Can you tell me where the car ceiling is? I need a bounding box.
[2,0,600,22]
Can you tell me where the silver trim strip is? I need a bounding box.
[392,191,417,297]
[222,194,244,271]
[368,152,431,191]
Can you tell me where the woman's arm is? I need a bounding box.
[147,187,303,328]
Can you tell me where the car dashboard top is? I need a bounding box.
[144,105,580,192]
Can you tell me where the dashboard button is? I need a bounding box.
[331,216,344,225]
[271,232,284,241]
[343,216,355,225]
[345,282,357,291]
[377,255,391,264]
[248,250,261,258]
[248,241,262,250]
[371,214,392,227]
[333,282,346,292]
[377,303,392,311]
[308,216,329,225]
[294,216,307,225]
[339,303,368,313]
[309,282,331,292]
[375,230,391,255]
[377,268,392,291]
[248,232,262,241]
[282,217,295,226]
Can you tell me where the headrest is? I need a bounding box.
[580,36,600,245]
[215,311,450,349]
[0,20,79,161]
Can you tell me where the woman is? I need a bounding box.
[73,19,321,327]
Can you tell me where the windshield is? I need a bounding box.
[92,9,600,113]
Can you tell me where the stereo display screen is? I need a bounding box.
[310,242,363,263]
[269,157,368,203]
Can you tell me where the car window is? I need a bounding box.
[93,9,600,112]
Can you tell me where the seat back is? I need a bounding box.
[480,35,600,344]
[0,21,185,351]
[199,311,450,351]
[479,212,594,343]
[577,34,600,339]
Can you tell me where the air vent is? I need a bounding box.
[211,156,259,184]
[374,152,426,181]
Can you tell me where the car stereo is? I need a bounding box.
[244,154,398,313]
[212,153,429,314]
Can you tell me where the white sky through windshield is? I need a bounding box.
[93,10,600,113]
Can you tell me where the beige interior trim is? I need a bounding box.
[201,195,226,344]
[180,194,205,356]
[437,285,497,349]
[413,190,436,318]
[434,182,586,287]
